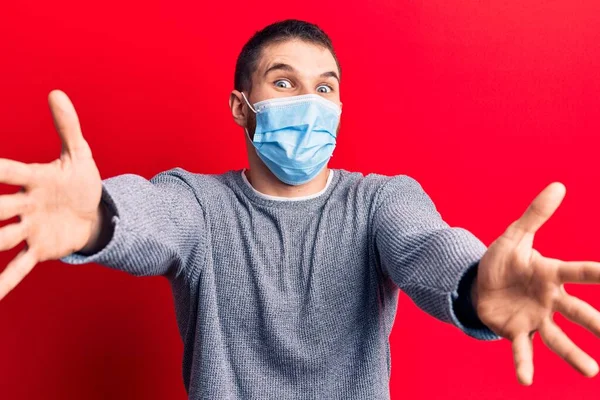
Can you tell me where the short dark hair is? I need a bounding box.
[234,19,341,93]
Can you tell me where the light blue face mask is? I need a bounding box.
[241,92,342,186]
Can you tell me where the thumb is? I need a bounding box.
[48,90,92,158]
[503,182,566,241]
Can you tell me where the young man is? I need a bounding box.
[0,19,599,400]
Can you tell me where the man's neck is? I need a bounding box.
[244,166,330,198]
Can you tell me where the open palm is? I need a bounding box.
[0,90,102,300]
[476,182,600,385]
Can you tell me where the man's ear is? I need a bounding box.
[229,90,247,128]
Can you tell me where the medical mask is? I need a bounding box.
[241,92,341,186]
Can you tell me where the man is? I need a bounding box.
[0,19,598,399]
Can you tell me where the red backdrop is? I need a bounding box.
[1,1,599,399]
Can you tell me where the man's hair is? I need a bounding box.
[234,19,341,93]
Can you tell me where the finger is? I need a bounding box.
[512,333,534,385]
[555,260,600,283]
[539,319,599,377]
[0,192,33,221]
[0,222,28,252]
[48,90,92,159]
[0,247,38,301]
[503,182,566,241]
[555,294,600,337]
[0,159,33,187]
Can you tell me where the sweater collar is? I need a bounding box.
[240,168,334,202]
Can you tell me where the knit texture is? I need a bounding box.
[60,168,501,399]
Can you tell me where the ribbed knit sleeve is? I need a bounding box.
[59,168,206,279]
[373,175,500,341]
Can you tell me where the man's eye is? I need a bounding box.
[316,85,332,93]
[274,80,292,88]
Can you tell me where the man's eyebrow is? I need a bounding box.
[263,63,296,77]
[320,71,340,83]
[263,64,340,83]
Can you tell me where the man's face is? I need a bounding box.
[231,39,342,137]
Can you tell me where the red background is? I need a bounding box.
[1,1,599,399]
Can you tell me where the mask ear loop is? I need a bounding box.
[241,92,258,114]
[244,127,253,143]
[241,92,257,144]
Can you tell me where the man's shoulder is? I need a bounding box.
[331,169,429,212]
[151,166,234,182]
[332,168,419,193]
[149,167,240,196]
[330,169,417,205]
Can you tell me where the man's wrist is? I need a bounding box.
[80,201,114,256]
[471,268,479,312]
[453,261,487,330]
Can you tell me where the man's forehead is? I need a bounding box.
[255,40,339,77]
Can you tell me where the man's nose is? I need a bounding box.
[298,84,315,96]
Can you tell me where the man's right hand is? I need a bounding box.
[0,90,104,301]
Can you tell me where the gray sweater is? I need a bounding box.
[60,167,501,399]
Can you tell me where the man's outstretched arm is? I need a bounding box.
[0,90,206,303]
[374,175,600,385]
[372,174,500,340]
[60,168,207,280]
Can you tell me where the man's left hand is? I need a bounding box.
[475,182,600,385]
